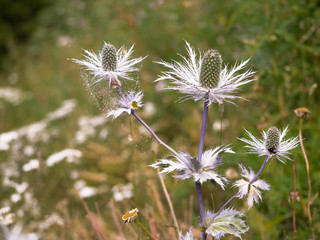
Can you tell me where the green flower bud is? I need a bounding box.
[101,43,117,71]
[266,127,280,154]
[199,49,222,88]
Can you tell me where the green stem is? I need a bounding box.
[135,220,157,240]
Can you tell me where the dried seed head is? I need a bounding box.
[101,43,117,71]
[265,127,280,154]
[122,208,139,223]
[199,49,222,88]
[294,107,311,119]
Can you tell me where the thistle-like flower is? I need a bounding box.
[239,126,299,163]
[73,42,145,88]
[180,229,196,240]
[107,91,143,119]
[205,208,249,239]
[150,146,233,187]
[156,42,255,105]
[233,164,270,208]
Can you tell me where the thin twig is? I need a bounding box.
[116,86,178,156]
[156,168,180,238]
[135,220,158,240]
[298,119,315,240]
[292,158,297,239]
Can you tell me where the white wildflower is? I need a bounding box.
[150,146,233,187]
[72,43,146,87]
[233,164,270,208]
[22,160,39,172]
[107,91,143,119]
[0,207,14,225]
[239,126,299,163]
[74,180,98,198]
[122,208,139,223]
[112,183,133,202]
[156,41,254,105]
[46,149,82,167]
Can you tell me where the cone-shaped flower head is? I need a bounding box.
[101,43,117,71]
[265,127,280,154]
[233,164,270,208]
[73,42,146,88]
[156,41,255,105]
[205,208,249,239]
[150,146,233,187]
[199,50,222,88]
[239,126,299,163]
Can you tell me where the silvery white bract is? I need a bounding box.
[107,91,143,119]
[205,208,249,239]
[239,126,299,163]
[180,229,196,240]
[233,164,270,208]
[150,146,233,187]
[156,42,255,105]
[73,43,145,86]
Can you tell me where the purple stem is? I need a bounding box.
[207,155,270,227]
[197,101,209,240]
[116,87,179,157]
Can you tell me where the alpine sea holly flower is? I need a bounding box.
[239,126,299,163]
[180,229,196,240]
[150,146,233,187]
[73,43,146,88]
[205,208,249,239]
[107,91,143,119]
[156,41,255,105]
[233,164,270,208]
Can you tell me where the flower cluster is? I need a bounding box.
[74,41,299,240]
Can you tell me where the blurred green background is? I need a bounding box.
[0,0,319,239]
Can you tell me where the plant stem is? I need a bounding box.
[207,155,269,226]
[298,118,315,240]
[156,168,180,238]
[249,155,269,184]
[116,87,178,156]
[131,111,178,156]
[292,158,297,239]
[135,220,157,240]
[197,101,209,240]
